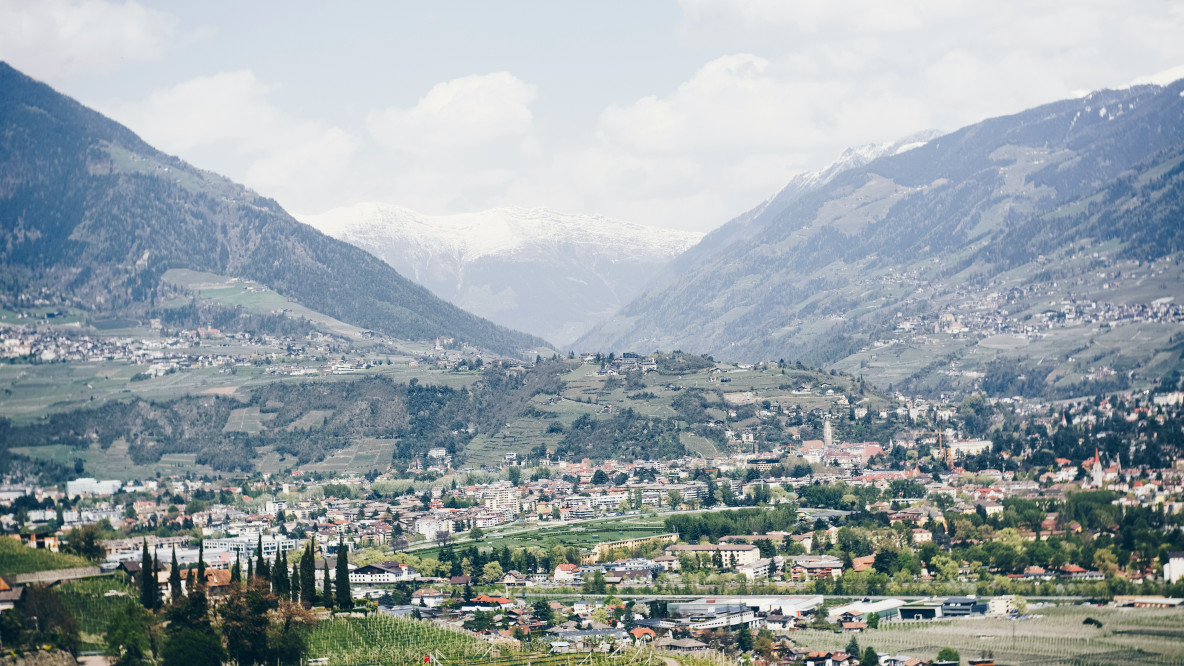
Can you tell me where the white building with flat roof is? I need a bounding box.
[827,598,907,621]
[204,535,299,559]
[66,478,122,497]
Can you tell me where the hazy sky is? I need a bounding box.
[3,1,1184,232]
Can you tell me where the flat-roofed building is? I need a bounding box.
[664,543,760,567]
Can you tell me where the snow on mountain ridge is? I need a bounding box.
[746,129,943,221]
[301,203,703,263]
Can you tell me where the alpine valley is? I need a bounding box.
[300,204,702,347]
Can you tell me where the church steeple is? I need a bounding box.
[1092,446,1104,488]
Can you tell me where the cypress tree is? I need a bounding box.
[291,558,301,602]
[255,535,269,580]
[196,540,206,587]
[270,553,281,592]
[247,555,253,581]
[300,541,316,607]
[150,549,160,610]
[139,540,155,610]
[335,539,351,609]
[272,550,289,596]
[322,556,333,610]
[230,553,241,583]
[169,547,182,601]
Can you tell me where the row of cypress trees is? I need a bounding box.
[138,535,352,610]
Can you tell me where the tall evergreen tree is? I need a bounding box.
[169,547,182,601]
[139,540,156,610]
[738,624,754,652]
[246,556,253,582]
[230,553,241,584]
[845,636,860,658]
[335,539,351,609]
[272,550,289,597]
[300,541,316,607]
[254,535,269,581]
[196,540,206,587]
[322,557,333,610]
[290,558,301,602]
[151,549,161,610]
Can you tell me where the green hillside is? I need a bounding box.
[2,353,864,478]
[0,62,546,357]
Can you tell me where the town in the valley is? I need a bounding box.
[4,348,1184,666]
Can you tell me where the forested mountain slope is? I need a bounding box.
[0,63,545,356]
[578,81,1184,397]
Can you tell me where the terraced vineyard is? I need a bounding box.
[57,578,140,651]
[793,605,1184,665]
[304,615,494,665]
[303,615,687,666]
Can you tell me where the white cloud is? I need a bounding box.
[598,54,838,156]
[0,0,180,82]
[553,0,1184,230]
[43,2,1184,234]
[102,70,358,212]
[109,70,282,153]
[367,72,537,157]
[246,127,359,198]
[338,72,546,215]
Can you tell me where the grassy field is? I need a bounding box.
[413,514,670,559]
[0,361,266,424]
[163,268,368,339]
[795,605,1184,665]
[0,306,89,326]
[0,355,478,425]
[464,411,565,468]
[0,537,92,575]
[10,438,220,481]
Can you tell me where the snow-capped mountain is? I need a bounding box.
[300,205,703,347]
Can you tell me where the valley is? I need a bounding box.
[2,44,1184,666]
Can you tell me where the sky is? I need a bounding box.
[3,1,1184,233]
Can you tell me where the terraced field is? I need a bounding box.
[793,605,1184,665]
[304,614,690,665]
[57,578,140,651]
[299,438,401,474]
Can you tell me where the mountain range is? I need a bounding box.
[3,58,1182,398]
[578,81,1184,396]
[300,204,701,347]
[0,62,546,357]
